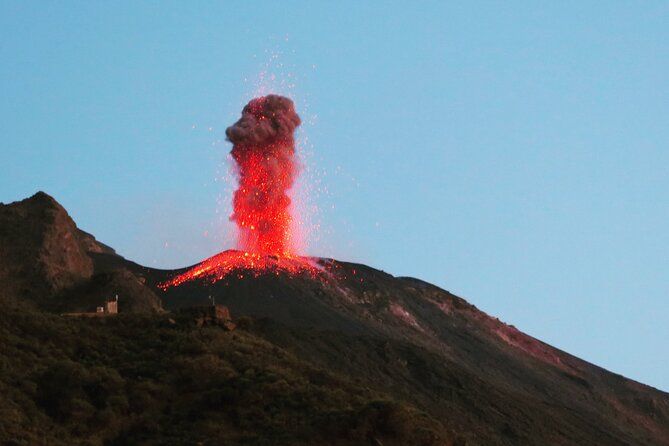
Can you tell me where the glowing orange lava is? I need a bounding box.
[159,250,322,289]
[161,94,316,289]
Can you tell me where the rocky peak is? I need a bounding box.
[0,191,93,299]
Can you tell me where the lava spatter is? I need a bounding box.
[158,250,322,289]
[161,95,318,288]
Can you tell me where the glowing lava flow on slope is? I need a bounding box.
[160,250,321,288]
[160,95,321,289]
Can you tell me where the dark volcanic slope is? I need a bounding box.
[2,192,669,445]
[131,259,669,446]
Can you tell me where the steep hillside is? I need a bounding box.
[0,192,94,300]
[0,192,161,313]
[0,295,448,445]
[1,192,668,445]
[136,258,669,446]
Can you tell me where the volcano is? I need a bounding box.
[1,192,668,445]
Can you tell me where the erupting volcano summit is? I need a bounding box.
[161,95,320,289]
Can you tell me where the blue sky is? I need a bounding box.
[1,2,667,390]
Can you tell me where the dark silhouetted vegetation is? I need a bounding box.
[0,296,448,445]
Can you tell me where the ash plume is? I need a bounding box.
[226,94,301,146]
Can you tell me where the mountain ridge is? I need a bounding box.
[1,191,667,445]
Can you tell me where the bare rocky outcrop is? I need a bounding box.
[173,304,236,330]
[0,192,160,313]
[0,192,93,300]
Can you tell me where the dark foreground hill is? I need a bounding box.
[1,192,668,445]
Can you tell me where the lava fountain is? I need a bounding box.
[228,94,300,255]
[160,95,321,289]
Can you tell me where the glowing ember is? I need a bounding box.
[159,250,322,289]
[227,95,300,255]
[161,94,316,288]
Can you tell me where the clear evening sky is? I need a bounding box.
[1,2,667,390]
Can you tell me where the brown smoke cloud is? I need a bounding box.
[225,94,301,147]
